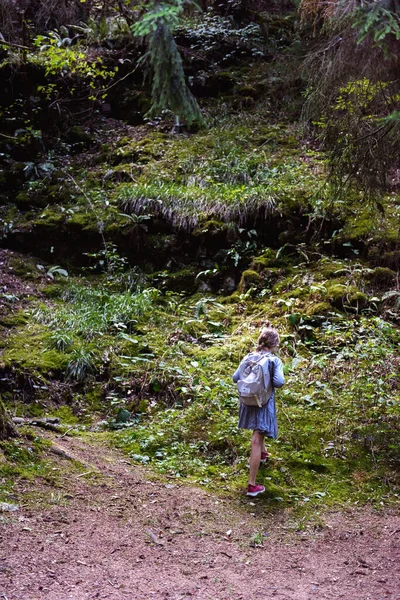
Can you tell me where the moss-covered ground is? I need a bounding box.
[1,249,399,515]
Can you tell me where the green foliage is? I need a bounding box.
[34,283,161,341]
[95,257,398,507]
[2,324,69,375]
[31,32,115,99]
[354,2,400,46]
[66,348,96,382]
[0,436,52,502]
[303,0,400,199]
[132,1,185,35]
[116,123,321,229]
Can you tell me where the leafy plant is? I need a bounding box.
[31,32,116,100]
[66,348,96,382]
[37,264,68,279]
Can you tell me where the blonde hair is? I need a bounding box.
[256,322,280,351]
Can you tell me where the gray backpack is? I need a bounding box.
[236,353,274,408]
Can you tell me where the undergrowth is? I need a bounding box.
[1,251,399,513]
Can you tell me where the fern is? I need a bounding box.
[354,3,400,46]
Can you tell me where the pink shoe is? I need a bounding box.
[246,484,265,497]
[260,451,270,463]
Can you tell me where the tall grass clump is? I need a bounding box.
[34,284,161,341]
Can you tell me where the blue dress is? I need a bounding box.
[233,352,284,438]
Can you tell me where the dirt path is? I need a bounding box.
[1,433,399,600]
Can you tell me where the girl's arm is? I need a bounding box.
[232,366,241,383]
[272,357,285,388]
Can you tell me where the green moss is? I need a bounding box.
[51,405,82,426]
[314,259,348,279]
[8,256,38,279]
[67,211,98,232]
[380,250,400,269]
[250,247,282,270]
[325,283,367,310]
[68,126,94,146]
[33,208,65,228]
[162,268,197,293]
[83,386,104,412]
[2,325,69,375]
[0,398,15,441]
[193,219,228,237]
[0,313,28,328]
[238,269,262,293]
[304,302,331,317]
[40,284,65,299]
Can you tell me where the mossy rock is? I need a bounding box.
[380,250,400,270]
[40,284,64,299]
[238,269,262,293]
[250,248,277,270]
[110,147,140,166]
[67,212,99,233]
[32,208,65,229]
[325,283,367,310]
[135,134,168,163]
[9,256,38,280]
[2,327,69,376]
[193,219,229,237]
[15,191,40,209]
[314,259,348,279]
[0,398,16,440]
[252,126,298,149]
[68,126,94,147]
[304,302,331,317]
[162,268,197,293]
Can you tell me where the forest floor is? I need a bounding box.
[1,431,399,600]
[1,249,400,600]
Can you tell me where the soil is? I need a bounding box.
[0,432,399,600]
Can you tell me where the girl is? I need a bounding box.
[233,323,284,496]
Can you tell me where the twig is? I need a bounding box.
[0,132,17,140]
[280,405,293,428]
[12,417,62,432]
[100,64,140,95]
[0,39,29,50]
[58,427,75,438]
[76,470,93,478]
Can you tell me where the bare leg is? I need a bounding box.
[249,430,264,486]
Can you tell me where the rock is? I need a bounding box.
[0,502,19,512]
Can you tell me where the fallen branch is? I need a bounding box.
[12,417,62,432]
[0,39,29,50]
